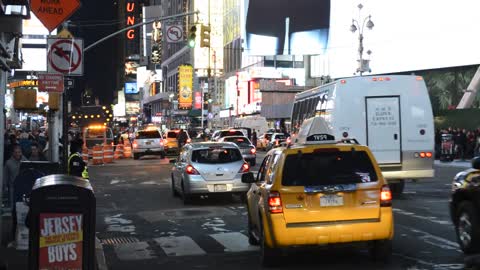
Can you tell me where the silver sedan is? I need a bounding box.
[217,136,256,166]
[170,142,251,204]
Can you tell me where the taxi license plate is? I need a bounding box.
[214,185,227,192]
[320,195,343,207]
[146,141,151,145]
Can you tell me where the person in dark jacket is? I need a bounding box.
[68,140,89,179]
[177,129,188,148]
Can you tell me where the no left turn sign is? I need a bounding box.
[166,24,183,43]
[47,38,84,76]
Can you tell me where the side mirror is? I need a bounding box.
[241,172,256,183]
[472,156,480,170]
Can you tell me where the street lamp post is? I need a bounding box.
[350,3,374,76]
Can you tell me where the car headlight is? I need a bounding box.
[452,172,468,192]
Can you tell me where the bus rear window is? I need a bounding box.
[282,151,378,186]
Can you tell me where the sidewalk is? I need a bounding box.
[434,159,472,168]
[0,211,27,270]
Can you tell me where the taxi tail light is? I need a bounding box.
[239,163,250,173]
[250,148,256,154]
[186,164,200,175]
[380,185,392,207]
[132,141,138,148]
[159,139,164,146]
[187,138,191,143]
[268,192,283,213]
[275,139,279,146]
[286,137,291,144]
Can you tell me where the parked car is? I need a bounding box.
[132,127,165,159]
[171,142,251,204]
[450,156,480,254]
[242,117,393,266]
[218,136,256,166]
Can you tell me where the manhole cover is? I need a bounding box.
[164,209,211,217]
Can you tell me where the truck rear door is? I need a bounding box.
[366,96,401,164]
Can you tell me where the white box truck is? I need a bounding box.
[291,75,435,194]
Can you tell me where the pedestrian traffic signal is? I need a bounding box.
[200,24,211,48]
[188,25,197,48]
[151,44,161,64]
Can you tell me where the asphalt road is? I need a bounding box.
[90,153,472,270]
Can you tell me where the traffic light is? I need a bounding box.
[200,24,211,48]
[188,25,197,48]
[151,44,161,64]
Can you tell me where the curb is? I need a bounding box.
[95,236,108,270]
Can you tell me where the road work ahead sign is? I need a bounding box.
[31,0,81,33]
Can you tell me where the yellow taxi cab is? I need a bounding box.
[241,116,394,266]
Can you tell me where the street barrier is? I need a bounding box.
[103,144,114,163]
[28,174,96,270]
[114,143,124,159]
[92,145,104,165]
[82,145,89,164]
[123,144,132,158]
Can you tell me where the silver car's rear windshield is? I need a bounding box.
[192,148,243,164]
[282,150,378,186]
[136,131,160,139]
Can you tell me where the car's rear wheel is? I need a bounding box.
[160,152,166,159]
[260,217,280,267]
[171,177,179,197]
[133,153,139,160]
[455,201,480,254]
[181,182,192,204]
[389,180,405,195]
[247,207,259,245]
[369,240,392,262]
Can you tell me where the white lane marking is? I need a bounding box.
[397,224,461,252]
[394,253,464,270]
[114,242,156,260]
[201,218,230,232]
[393,208,451,225]
[209,232,259,252]
[402,191,417,194]
[105,214,136,233]
[154,236,206,256]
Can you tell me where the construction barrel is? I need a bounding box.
[103,143,114,163]
[123,143,132,158]
[92,145,104,165]
[114,143,124,159]
[82,145,89,164]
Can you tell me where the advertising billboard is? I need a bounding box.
[309,0,480,78]
[39,213,83,269]
[178,65,193,110]
[125,82,138,94]
[244,0,330,55]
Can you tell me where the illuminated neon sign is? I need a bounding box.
[126,1,136,40]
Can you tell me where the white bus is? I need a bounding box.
[291,75,435,194]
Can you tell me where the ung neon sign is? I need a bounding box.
[126,1,136,40]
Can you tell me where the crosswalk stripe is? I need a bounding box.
[209,232,259,252]
[154,236,207,256]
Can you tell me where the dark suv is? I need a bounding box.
[450,156,480,254]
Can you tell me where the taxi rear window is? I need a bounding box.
[167,131,178,138]
[191,148,242,164]
[282,150,378,186]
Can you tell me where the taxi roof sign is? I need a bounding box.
[295,116,335,145]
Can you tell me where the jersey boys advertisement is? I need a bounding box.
[39,213,83,270]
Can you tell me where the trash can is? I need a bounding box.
[28,174,96,270]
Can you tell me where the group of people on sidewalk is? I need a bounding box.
[435,127,480,160]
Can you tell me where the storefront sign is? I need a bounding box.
[39,213,83,269]
[178,65,193,110]
[194,91,202,109]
